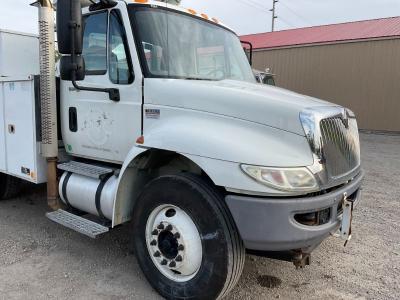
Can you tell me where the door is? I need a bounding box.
[61,5,143,164]
[3,80,36,180]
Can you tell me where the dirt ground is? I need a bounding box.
[0,133,399,300]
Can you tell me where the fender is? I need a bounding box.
[112,106,314,226]
[112,145,147,227]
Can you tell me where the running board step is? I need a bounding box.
[46,209,110,239]
[57,161,114,180]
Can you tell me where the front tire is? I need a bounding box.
[131,173,245,300]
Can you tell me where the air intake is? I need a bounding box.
[36,0,58,158]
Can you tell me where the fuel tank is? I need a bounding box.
[59,172,118,220]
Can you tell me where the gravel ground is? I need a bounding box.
[0,133,399,300]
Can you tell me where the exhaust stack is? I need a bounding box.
[34,0,60,210]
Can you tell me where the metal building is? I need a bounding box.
[241,17,400,132]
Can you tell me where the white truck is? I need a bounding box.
[0,0,364,299]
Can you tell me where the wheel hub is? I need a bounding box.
[146,205,202,282]
[149,221,186,270]
[158,229,179,259]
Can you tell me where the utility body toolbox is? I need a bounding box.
[0,75,46,183]
[0,29,39,77]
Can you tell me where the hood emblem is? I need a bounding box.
[341,109,349,129]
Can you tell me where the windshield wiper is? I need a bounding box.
[183,77,219,81]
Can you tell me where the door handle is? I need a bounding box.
[8,124,16,134]
[69,107,78,132]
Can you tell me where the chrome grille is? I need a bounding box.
[320,117,360,178]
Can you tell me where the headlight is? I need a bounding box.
[241,165,319,192]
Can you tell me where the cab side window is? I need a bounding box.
[82,12,108,75]
[109,10,134,84]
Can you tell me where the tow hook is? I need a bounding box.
[292,250,311,269]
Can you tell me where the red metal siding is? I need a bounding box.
[241,17,400,50]
[252,39,400,132]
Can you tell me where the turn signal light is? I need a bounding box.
[136,136,145,144]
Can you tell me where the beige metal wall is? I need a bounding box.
[253,39,400,132]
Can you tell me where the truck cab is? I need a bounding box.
[0,1,364,299]
[61,0,256,164]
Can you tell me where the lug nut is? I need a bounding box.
[178,244,184,251]
[157,223,165,230]
[154,251,161,258]
[161,259,168,265]
[152,229,158,235]
[150,240,157,246]
[174,232,181,239]
[166,225,173,231]
[169,261,176,268]
[175,255,183,262]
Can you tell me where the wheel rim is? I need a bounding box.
[145,204,203,282]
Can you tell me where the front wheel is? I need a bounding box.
[131,173,245,300]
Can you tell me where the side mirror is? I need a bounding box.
[60,56,85,81]
[57,0,85,81]
[57,0,83,55]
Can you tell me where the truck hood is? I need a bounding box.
[145,79,336,135]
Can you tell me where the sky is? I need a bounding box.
[1,0,400,35]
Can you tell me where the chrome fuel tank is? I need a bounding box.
[59,172,118,220]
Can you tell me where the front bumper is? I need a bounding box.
[225,170,364,251]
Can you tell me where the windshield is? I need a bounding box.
[128,6,256,82]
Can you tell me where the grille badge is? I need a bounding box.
[341,109,349,129]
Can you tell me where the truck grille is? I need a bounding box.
[320,117,360,178]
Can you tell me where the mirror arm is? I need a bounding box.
[69,22,120,102]
[240,40,253,66]
[71,75,120,102]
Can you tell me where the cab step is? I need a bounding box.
[57,161,114,180]
[46,209,110,239]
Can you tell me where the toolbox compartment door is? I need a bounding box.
[0,77,47,183]
[0,82,6,172]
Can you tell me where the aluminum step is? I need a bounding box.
[57,161,114,180]
[46,209,109,239]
